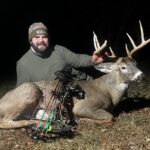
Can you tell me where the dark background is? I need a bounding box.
[1,0,150,81]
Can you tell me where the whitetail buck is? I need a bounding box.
[0,21,149,128]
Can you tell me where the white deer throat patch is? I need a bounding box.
[117,83,128,91]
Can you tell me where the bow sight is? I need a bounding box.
[26,66,84,142]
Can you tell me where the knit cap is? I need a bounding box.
[28,22,48,41]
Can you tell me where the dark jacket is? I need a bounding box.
[16,45,94,86]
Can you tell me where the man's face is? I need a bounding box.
[31,34,49,53]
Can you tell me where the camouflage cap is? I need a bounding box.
[28,22,48,41]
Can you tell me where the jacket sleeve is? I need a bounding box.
[55,45,94,68]
[16,62,30,86]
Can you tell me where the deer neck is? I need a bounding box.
[100,71,129,105]
[102,71,129,89]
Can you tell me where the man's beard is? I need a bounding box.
[31,43,49,55]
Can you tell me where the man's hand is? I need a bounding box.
[92,51,109,65]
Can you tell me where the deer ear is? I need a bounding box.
[94,62,116,73]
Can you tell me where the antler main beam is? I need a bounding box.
[125,20,150,58]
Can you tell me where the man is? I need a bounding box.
[16,22,106,86]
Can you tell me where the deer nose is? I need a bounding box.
[138,72,145,81]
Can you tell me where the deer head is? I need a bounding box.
[94,20,150,82]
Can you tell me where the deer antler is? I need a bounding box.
[125,20,150,58]
[108,47,117,58]
[93,31,116,58]
[93,31,107,54]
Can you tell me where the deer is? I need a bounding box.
[0,21,149,129]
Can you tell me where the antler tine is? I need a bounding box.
[125,20,150,57]
[93,31,107,54]
[108,47,117,58]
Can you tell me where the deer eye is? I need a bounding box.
[121,66,126,70]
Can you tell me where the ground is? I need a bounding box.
[0,104,149,150]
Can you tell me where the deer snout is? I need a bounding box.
[137,72,145,81]
[134,71,145,82]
